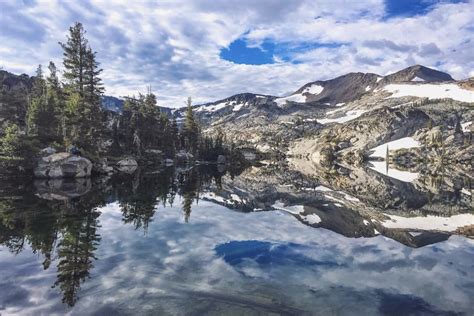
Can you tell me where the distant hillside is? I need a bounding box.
[101,95,124,112]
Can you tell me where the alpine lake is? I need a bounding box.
[0,161,473,315]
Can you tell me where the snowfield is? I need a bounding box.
[232,102,246,112]
[462,121,472,132]
[384,83,474,103]
[318,110,367,124]
[369,137,420,158]
[196,101,229,113]
[411,76,425,82]
[274,84,324,107]
[274,93,306,107]
[302,84,324,95]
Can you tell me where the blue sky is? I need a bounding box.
[0,0,473,106]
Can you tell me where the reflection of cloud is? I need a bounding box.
[0,200,473,314]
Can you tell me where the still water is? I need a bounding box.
[0,164,473,315]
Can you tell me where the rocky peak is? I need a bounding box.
[287,72,380,106]
[381,65,454,84]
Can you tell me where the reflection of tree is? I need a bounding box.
[175,165,229,222]
[54,207,101,306]
[182,193,193,223]
[0,164,232,307]
[0,195,60,268]
[116,167,176,232]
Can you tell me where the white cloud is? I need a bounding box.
[0,0,473,107]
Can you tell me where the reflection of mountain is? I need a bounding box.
[0,164,473,314]
[204,162,473,247]
[0,162,472,308]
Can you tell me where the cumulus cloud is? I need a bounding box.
[0,0,473,106]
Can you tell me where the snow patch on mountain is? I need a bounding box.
[274,94,306,107]
[384,83,474,103]
[196,101,229,113]
[302,84,324,95]
[318,110,367,124]
[462,121,472,132]
[274,84,323,107]
[233,102,246,112]
[412,76,425,82]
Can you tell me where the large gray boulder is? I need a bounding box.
[116,158,138,174]
[217,155,226,164]
[176,150,194,163]
[39,147,56,157]
[93,158,114,175]
[34,178,92,200]
[34,153,92,179]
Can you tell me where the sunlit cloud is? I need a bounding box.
[0,0,472,106]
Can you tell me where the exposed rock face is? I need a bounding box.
[379,65,453,85]
[0,70,35,132]
[115,158,138,174]
[164,158,174,166]
[34,153,92,178]
[294,72,380,105]
[176,150,194,163]
[172,64,467,158]
[39,147,56,156]
[34,178,92,200]
[217,155,226,164]
[93,158,114,175]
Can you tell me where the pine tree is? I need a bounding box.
[84,47,104,105]
[59,23,104,153]
[170,117,179,152]
[47,61,60,91]
[27,64,59,143]
[183,97,199,154]
[59,22,88,96]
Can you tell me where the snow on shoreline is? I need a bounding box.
[369,137,420,158]
[384,83,474,103]
[381,213,474,232]
[272,201,321,224]
[368,161,419,182]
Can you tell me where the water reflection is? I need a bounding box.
[0,165,236,308]
[0,162,473,314]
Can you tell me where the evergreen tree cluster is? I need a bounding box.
[1,22,106,157]
[114,91,176,156]
[1,22,240,166]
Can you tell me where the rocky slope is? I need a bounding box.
[178,65,472,159]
